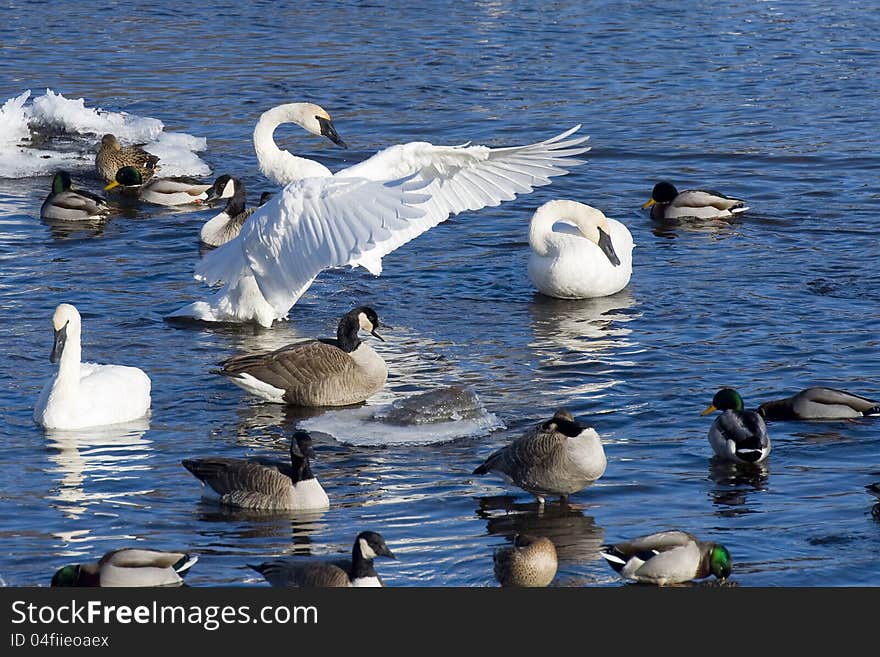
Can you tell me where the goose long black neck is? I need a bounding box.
[225,178,247,217]
[336,313,362,353]
[349,542,377,580]
[288,445,314,484]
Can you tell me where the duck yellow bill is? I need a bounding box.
[104,180,120,191]
[641,198,656,209]
[700,404,717,416]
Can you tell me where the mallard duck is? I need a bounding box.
[33,303,151,430]
[528,200,634,299]
[472,408,607,504]
[181,431,328,511]
[199,175,262,247]
[51,548,197,587]
[105,166,211,206]
[600,530,732,585]
[701,388,771,464]
[40,171,110,222]
[493,534,558,587]
[642,181,748,220]
[95,133,160,183]
[757,387,880,421]
[216,306,387,407]
[249,531,396,587]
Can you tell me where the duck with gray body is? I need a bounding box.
[41,171,111,222]
[181,431,328,511]
[216,306,388,407]
[249,531,396,587]
[51,548,197,587]
[757,387,880,421]
[642,181,748,220]
[105,166,212,206]
[493,534,558,587]
[473,408,607,504]
[702,388,771,464]
[600,530,732,586]
[95,133,160,183]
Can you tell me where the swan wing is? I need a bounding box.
[337,125,590,274]
[194,175,428,316]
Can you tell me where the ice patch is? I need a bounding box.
[0,89,210,179]
[299,386,505,446]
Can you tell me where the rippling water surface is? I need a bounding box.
[1,1,879,587]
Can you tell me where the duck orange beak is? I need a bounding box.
[700,404,717,416]
[641,198,656,209]
[104,180,120,191]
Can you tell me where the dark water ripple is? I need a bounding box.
[1,1,879,587]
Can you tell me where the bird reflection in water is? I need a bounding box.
[44,417,153,520]
[475,495,605,585]
[707,457,770,515]
[650,214,743,240]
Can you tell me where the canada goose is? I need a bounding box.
[473,408,607,504]
[216,306,387,407]
[493,534,558,587]
[33,303,151,430]
[199,175,267,248]
[249,531,396,587]
[757,387,880,421]
[40,171,110,222]
[527,199,633,299]
[600,530,732,586]
[181,431,328,511]
[51,548,197,587]
[642,181,748,220]
[105,166,211,206]
[701,388,771,464]
[868,483,880,518]
[95,133,160,183]
[168,102,588,326]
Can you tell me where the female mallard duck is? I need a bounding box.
[599,530,732,586]
[527,199,634,299]
[51,548,197,587]
[642,181,748,220]
[105,166,212,206]
[199,175,271,247]
[757,387,880,421]
[701,388,771,464]
[472,408,607,505]
[40,171,110,222]
[181,431,328,511]
[216,306,387,407]
[249,531,396,587]
[95,133,160,183]
[33,303,151,430]
[493,534,558,587]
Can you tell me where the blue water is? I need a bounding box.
[1,1,879,587]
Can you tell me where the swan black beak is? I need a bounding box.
[50,323,68,363]
[316,116,348,149]
[597,227,621,266]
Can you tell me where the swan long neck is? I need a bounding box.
[253,104,333,183]
[529,199,599,256]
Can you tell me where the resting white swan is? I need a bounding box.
[168,103,589,327]
[33,303,151,430]
[528,200,633,299]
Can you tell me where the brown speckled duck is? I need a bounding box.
[493,534,558,587]
[95,133,160,183]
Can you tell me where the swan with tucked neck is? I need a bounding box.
[33,303,151,430]
[528,200,633,299]
[253,102,347,184]
[169,102,589,327]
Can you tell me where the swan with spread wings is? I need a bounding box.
[169,103,590,327]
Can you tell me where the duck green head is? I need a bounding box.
[709,544,732,580]
[104,166,143,190]
[642,181,678,208]
[51,171,73,194]
[701,388,744,415]
[50,564,80,587]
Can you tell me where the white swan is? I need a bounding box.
[33,303,151,430]
[527,200,633,299]
[168,102,590,327]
